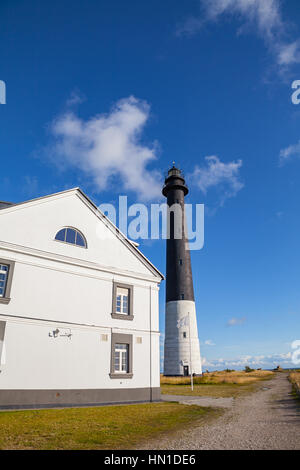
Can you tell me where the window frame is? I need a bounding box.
[110,333,133,379]
[116,287,129,315]
[0,259,15,304]
[54,227,87,249]
[114,343,129,374]
[111,282,134,320]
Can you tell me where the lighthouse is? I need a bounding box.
[162,165,202,376]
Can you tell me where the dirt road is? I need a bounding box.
[139,373,300,450]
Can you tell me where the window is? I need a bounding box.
[179,259,183,266]
[112,282,134,320]
[55,227,87,248]
[116,287,129,314]
[114,343,129,373]
[0,259,15,304]
[110,333,133,378]
[0,265,9,298]
[183,332,187,338]
[180,293,184,300]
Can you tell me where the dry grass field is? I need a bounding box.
[161,370,274,398]
[289,371,300,396]
[161,369,274,385]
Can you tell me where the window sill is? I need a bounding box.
[0,297,10,305]
[109,373,133,379]
[111,313,134,321]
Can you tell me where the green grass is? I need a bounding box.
[161,382,263,398]
[0,402,218,450]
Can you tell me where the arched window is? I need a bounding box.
[55,227,87,248]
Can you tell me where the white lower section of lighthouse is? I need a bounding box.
[164,300,202,376]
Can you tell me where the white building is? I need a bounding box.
[0,188,163,409]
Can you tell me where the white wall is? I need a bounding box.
[0,246,159,330]
[0,191,155,278]
[164,300,202,376]
[0,190,162,393]
[0,318,160,390]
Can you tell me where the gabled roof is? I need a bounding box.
[0,188,164,281]
[0,201,14,209]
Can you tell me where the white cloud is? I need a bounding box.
[279,140,300,166]
[190,156,243,205]
[66,90,85,107]
[277,40,300,66]
[177,0,300,71]
[202,351,295,371]
[201,0,283,37]
[278,352,292,359]
[176,16,203,36]
[167,347,294,373]
[204,339,216,346]
[23,175,38,196]
[47,96,162,201]
[227,316,246,326]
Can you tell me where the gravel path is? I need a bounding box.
[139,373,300,450]
[162,394,234,408]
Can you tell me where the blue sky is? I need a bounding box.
[1,0,300,370]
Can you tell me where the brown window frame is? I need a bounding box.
[110,333,133,379]
[111,282,134,320]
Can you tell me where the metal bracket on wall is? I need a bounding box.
[48,328,73,339]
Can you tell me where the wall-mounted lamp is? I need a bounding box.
[49,328,72,339]
[49,328,60,338]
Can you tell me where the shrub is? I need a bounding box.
[244,366,254,373]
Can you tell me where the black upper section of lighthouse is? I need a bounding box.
[162,165,195,303]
